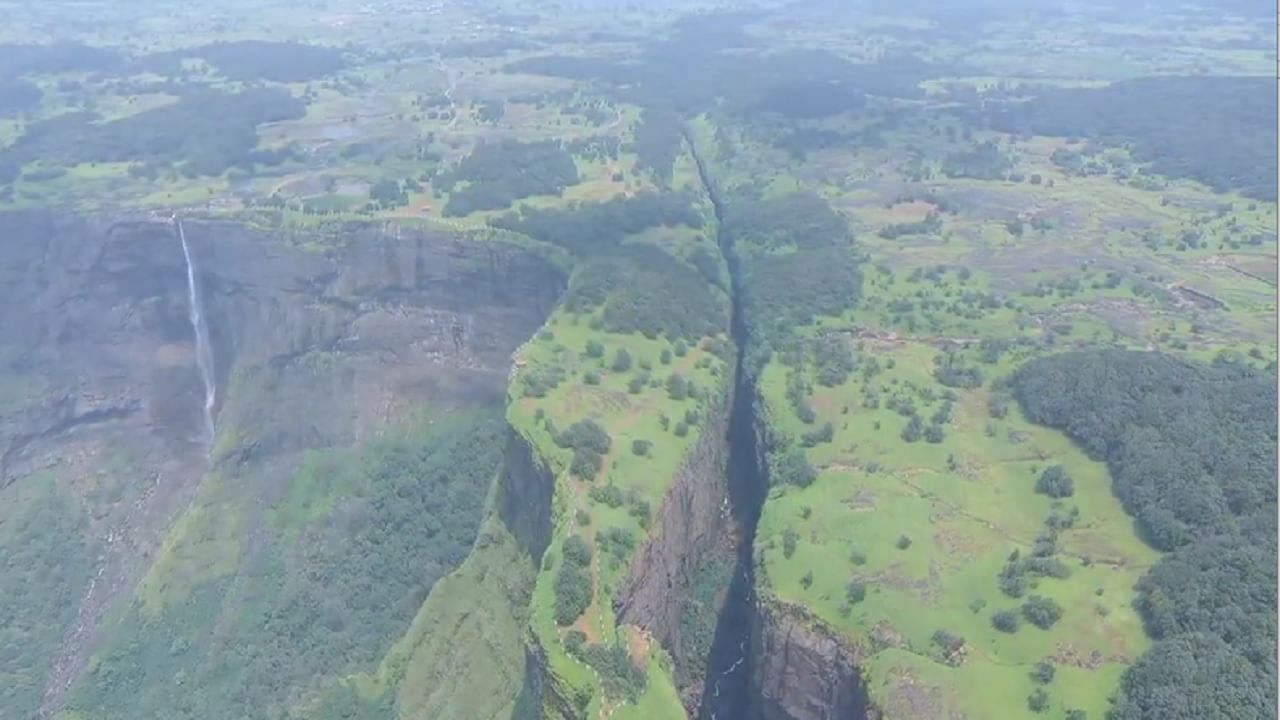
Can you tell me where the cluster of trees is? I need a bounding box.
[66,411,504,720]
[1013,350,1276,720]
[141,41,345,82]
[941,141,1012,180]
[437,140,579,216]
[629,108,683,184]
[491,191,702,255]
[742,246,862,352]
[988,76,1277,199]
[879,211,941,240]
[553,536,594,625]
[0,41,122,77]
[0,79,40,117]
[0,482,94,720]
[723,191,849,252]
[555,419,613,479]
[0,88,305,182]
[567,640,647,702]
[562,243,730,342]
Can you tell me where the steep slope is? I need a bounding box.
[0,210,565,720]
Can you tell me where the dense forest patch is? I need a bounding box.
[0,79,40,117]
[989,76,1278,198]
[0,42,123,76]
[0,88,304,182]
[490,191,702,255]
[564,243,730,342]
[65,411,504,720]
[142,41,346,82]
[1013,350,1276,720]
[435,140,579,216]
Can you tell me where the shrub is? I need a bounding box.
[631,439,652,456]
[660,349,672,365]
[583,371,601,385]
[896,535,913,550]
[612,348,632,372]
[585,340,605,358]
[673,422,689,437]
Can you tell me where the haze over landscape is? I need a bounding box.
[0,1,1275,720]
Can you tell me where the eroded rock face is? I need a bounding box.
[616,391,736,710]
[0,210,565,715]
[750,600,871,720]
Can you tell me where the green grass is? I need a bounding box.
[754,337,1157,719]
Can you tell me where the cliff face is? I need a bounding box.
[749,600,871,720]
[0,209,565,716]
[616,390,736,710]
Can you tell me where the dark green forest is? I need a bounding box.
[65,411,505,720]
[436,140,579,215]
[0,88,304,182]
[989,77,1278,198]
[1013,351,1277,720]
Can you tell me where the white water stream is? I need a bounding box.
[176,216,216,443]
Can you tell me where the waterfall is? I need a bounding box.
[175,216,216,443]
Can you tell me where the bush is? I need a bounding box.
[585,340,605,358]
[924,423,945,444]
[673,422,689,437]
[1021,595,1064,629]
[1035,465,1074,498]
[583,371,601,385]
[612,348,632,372]
[896,535,912,550]
[631,439,651,456]
[992,610,1020,633]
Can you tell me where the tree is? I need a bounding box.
[1021,596,1064,629]
[1030,662,1055,684]
[1027,688,1049,713]
[666,373,687,400]
[612,348,632,372]
[631,439,651,456]
[585,340,605,358]
[896,535,912,550]
[901,415,924,443]
[782,528,798,558]
[776,448,817,488]
[1035,465,1074,498]
[846,579,867,604]
[992,610,1020,633]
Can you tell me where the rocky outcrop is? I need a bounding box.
[750,600,871,720]
[497,429,557,563]
[0,209,566,717]
[616,390,736,710]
